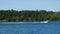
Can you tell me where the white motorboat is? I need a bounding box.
[40,21,49,23]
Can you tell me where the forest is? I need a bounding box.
[0,9,60,22]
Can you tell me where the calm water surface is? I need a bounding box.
[0,21,60,34]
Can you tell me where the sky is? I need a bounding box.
[0,0,60,11]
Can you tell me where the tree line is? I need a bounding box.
[0,9,60,22]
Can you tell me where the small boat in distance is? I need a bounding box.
[40,20,49,23]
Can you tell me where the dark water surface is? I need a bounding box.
[0,21,60,34]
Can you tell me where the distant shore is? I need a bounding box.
[0,9,60,22]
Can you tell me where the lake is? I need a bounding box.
[0,21,60,34]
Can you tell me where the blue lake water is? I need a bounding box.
[0,21,60,34]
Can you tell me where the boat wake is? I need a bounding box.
[0,21,49,24]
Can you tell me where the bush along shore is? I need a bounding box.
[0,9,60,22]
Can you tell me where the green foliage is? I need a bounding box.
[0,9,60,22]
